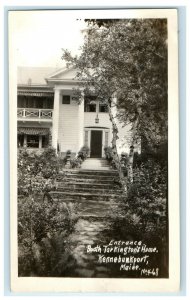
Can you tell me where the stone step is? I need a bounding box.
[81,166,111,171]
[50,197,119,217]
[81,159,111,168]
[79,169,117,174]
[64,175,118,181]
[62,168,115,173]
[57,182,120,189]
[64,172,117,178]
[57,177,118,184]
[50,191,124,201]
[76,202,118,218]
[53,197,118,205]
[62,165,115,170]
[82,160,110,165]
[56,187,122,194]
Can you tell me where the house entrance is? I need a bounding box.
[90,130,102,158]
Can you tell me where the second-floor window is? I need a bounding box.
[84,96,108,113]
[99,103,108,113]
[62,95,70,104]
[84,96,96,112]
[17,95,53,109]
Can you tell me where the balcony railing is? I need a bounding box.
[17,108,53,120]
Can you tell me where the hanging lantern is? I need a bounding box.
[95,114,99,123]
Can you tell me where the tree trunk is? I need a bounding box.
[128,119,138,183]
[128,102,141,182]
[128,146,135,183]
[107,104,127,194]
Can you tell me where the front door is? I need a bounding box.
[90,130,102,158]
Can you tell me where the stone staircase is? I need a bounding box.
[50,159,124,218]
[49,159,125,277]
[81,158,111,170]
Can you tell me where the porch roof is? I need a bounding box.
[18,89,54,97]
[18,127,50,135]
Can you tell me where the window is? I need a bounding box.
[62,95,70,104]
[17,133,49,149]
[27,135,39,148]
[45,98,53,109]
[17,95,53,109]
[85,103,96,112]
[99,103,108,113]
[17,96,26,108]
[84,96,96,112]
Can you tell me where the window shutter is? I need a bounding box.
[84,131,88,146]
[105,132,109,147]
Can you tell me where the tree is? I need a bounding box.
[62,19,167,192]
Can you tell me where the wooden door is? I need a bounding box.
[90,131,102,158]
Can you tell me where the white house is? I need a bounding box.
[17,66,135,157]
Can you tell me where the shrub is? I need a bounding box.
[17,148,80,276]
[18,195,79,276]
[70,157,82,169]
[104,146,126,170]
[126,159,167,232]
[58,146,89,169]
[58,156,68,168]
[104,146,117,169]
[66,149,71,155]
[110,158,167,238]
[77,146,89,161]
[104,146,113,162]
[18,148,60,196]
[107,158,168,276]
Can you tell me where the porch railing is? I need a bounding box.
[17,108,53,120]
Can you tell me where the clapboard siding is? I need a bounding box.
[78,99,84,151]
[84,112,111,128]
[58,101,79,153]
[58,102,137,155]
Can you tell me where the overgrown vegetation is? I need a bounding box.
[18,148,78,276]
[104,147,129,174]
[18,196,78,276]
[18,147,60,197]
[60,146,90,169]
[70,145,90,168]
[77,145,90,161]
[108,156,168,277]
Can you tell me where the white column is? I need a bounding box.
[39,135,42,149]
[102,130,105,158]
[52,88,60,150]
[23,134,27,148]
[78,91,84,151]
